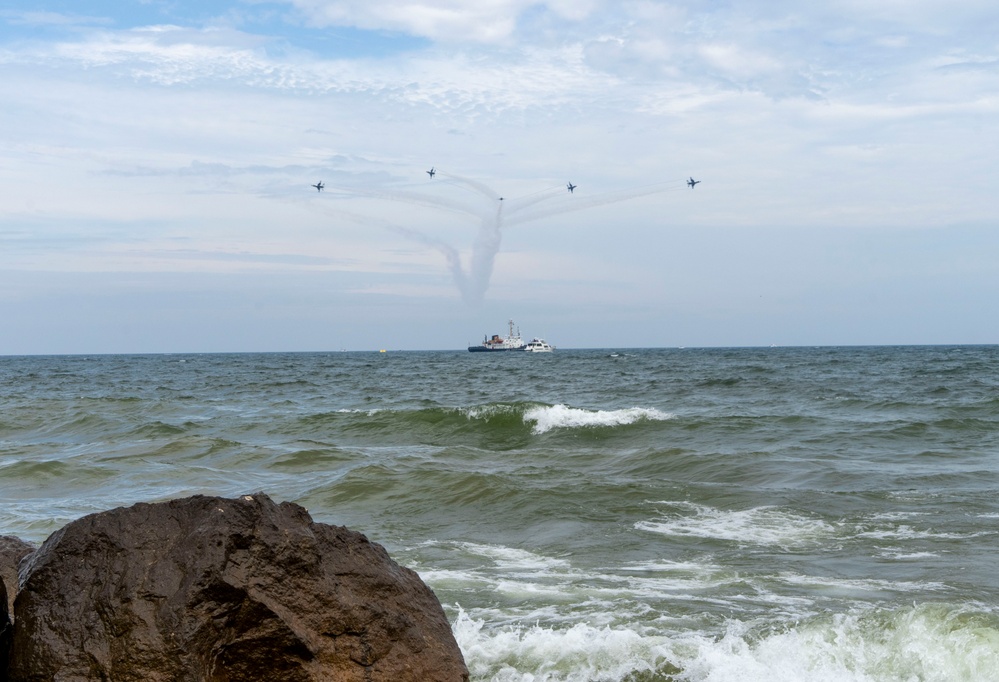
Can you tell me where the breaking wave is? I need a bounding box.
[452,602,999,682]
[522,404,675,435]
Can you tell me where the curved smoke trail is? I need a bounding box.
[313,203,469,297]
[311,169,688,305]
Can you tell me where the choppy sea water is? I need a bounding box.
[2,346,999,681]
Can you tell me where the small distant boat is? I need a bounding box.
[468,319,525,352]
[524,338,554,352]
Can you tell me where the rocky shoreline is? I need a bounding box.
[1,493,468,681]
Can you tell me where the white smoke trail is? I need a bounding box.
[327,184,481,221]
[312,202,469,298]
[310,170,688,305]
[461,200,505,304]
[436,170,500,202]
[506,181,686,227]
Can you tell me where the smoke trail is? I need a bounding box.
[309,170,687,305]
[462,199,505,305]
[506,181,686,227]
[436,170,500,201]
[432,171,512,305]
[312,203,469,299]
[327,184,480,221]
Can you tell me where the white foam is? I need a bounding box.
[778,572,950,595]
[877,549,941,560]
[462,404,521,420]
[675,603,999,682]
[452,603,999,682]
[866,511,931,522]
[636,502,835,548]
[522,404,674,435]
[334,408,382,416]
[857,525,994,541]
[454,542,573,571]
[452,608,678,682]
[619,559,722,573]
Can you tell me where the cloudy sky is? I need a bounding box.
[2,1,997,352]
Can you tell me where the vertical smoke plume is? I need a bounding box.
[461,199,505,305]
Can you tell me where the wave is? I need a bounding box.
[291,402,675,445]
[453,609,680,682]
[451,602,999,682]
[635,502,835,549]
[523,404,675,435]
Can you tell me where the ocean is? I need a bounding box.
[2,346,998,681]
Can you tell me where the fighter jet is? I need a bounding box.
[312,181,324,192]
[426,167,436,178]
[687,177,700,188]
[567,182,576,193]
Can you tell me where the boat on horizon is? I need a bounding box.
[468,319,525,352]
[524,338,554,352]
[468,320,554,352]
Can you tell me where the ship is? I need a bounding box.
[524,338,554,352]
[468,320,525,352]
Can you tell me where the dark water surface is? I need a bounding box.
[2,346,998,680]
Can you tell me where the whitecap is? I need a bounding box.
[522,404,674,435]
[452,608,679,682]
[461,404,521,420]
[877,549,941,560]
[635,502,835,548]
[857,525,995,541]
[778,572,950,594]
[674,603,999,682]
[451,602,999,682]
[453,542,573,571]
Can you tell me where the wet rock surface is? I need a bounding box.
[0,536,34,616]
[5,494,468,682]
[1,535,34,679]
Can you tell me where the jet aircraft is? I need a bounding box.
[687,177,701,188]
[312,181,324,192]
[566,182,576,193]
[426,167,436,178]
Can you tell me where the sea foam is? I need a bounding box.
[676,603,999,682]
[635,502,835,548]
[522,404,674,435]
[452,603,999,682]
[452,608,678,682]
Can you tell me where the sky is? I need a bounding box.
[1,1,998,353]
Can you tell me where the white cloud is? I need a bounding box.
[698,42,782,79]
[278,0,600,43]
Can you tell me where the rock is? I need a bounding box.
[1,536,34,681]
[0,536,34,616]
[1,577,9,682]
[8,494,468,682]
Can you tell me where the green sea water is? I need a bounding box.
[2,346,999,681]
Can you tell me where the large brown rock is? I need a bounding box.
[1,576,9,682]
[7,494,468,682]
[0,536,34,616]
[1,535,34,678]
